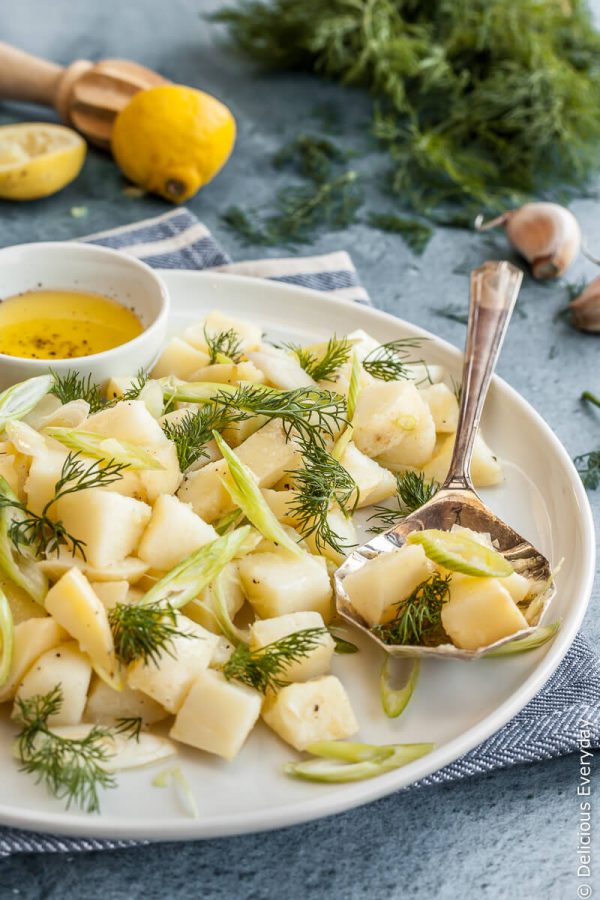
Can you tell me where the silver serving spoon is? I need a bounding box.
[334,260,556,659]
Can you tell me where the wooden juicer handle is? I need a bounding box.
[0,42,168,149]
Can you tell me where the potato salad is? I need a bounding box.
[0,311,551,810]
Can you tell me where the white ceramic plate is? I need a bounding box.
[0,270,595,841]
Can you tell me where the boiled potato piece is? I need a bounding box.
[0,617,68,703]
[50,724,176,772]
[421,433,502,487]
[502,571,531,604]
[85,400,167,446]
[319,358,375,398]
[39,553,148,585]
[419,383,459,433]
[151,337,210,380]
[441,577,528,650]
[338,442,396,507]
[353,381,435,464]
[128,616,218,714]
[247,349,315,390]
[138,494,217,572]
[44,568,118,685]
[0,453,22,495]
[85,676,168,726]
[249,612,335,682]
[188,361,265,385]
[25,448,68,515]
[15,641,92,726]
[138,442,181,504]
[304,506,357,567]
[239,552,333,622]
[170,669,262,760]
[53,489,151,568]
[183,311,262,354]
[343,543,435,626]
[262,675,358,751]
[178,421,301,522]
[91,580,130,612]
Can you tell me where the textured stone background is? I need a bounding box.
[0,1,598,897]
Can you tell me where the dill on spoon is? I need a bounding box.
[372,573,451,646]
[368,471,439,533]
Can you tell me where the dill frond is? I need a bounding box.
[368,472,439,533]
[204,328,244,364]
[367,213,433,255]
[283,335,352,382]
[50,371,104,413]
[162,406,242,471]
[223,627,329,692]
[372,573,451,646]
[574,450,600,490]
[362,338,428,382]
[109,601,194,666]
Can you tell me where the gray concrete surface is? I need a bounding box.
[0,1,598,897]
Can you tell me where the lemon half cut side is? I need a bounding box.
[0,123,86,201]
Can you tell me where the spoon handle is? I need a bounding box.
[443,260,523,491]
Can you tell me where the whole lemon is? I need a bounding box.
[111,84,236,203]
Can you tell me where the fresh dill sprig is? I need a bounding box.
[286,445,358,554]
[273,133,346,182]
[368,472,439,533]
[14,686,115,813]
[204,328,244,364]
[362,338,428,382]
[574,451,600,490]
[372,573,451,646]
[582,390,600,409]
[162,406,242,471]
[50,371,104,413]
[114,717,143,742]
[283,335,352,382]
[367,213,433,255]
[108,601,194,666]
[1,453,128,559]
[223,627,329,692]
[212,385,347,451]
[119,369,149,402]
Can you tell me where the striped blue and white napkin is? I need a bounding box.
[1,209,598,858]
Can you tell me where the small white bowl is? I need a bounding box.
[0,241,170,389]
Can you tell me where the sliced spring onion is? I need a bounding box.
[44,427,164,471]
[485,622,560,657]
[159,377,239,405]
[380,656,419,718]
[329,628,359,654]
[0,587,14,687]
[0,476,47,604]
[332,351,362,461]
[139,526,252,609]
[407,529,514,578]
[0,375,53,430]
[284,740,434,783]
[152,766,199,818]
[213,509,245,536]
[213,432,304,557]
[212,567,250,646]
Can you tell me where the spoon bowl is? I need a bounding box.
[334,261,556,660]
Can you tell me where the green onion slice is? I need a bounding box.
[380,655,420,718]
[407,529,513,577]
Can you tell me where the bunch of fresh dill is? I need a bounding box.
[215,0,600,210]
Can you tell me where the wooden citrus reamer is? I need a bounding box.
[0,42,169,149]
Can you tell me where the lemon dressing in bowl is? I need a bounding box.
[0,289,143,360]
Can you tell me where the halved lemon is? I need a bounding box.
[407,528,514,577]
[0,123,86,200]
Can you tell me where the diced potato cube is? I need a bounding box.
[15,641,92,726]
[177,460,231,522]
[209,635,235,668]
[249,611,334,682]
[422,433,502,487]
[262,675,358,751]
[170,669,262,760]
[39,553,148,585]
[0,454,21,496]
[261,488,297,525]
[138,494,217,572]
[502,571,531,604]
[85,400,166,446]
[183,311,262,354]
[221,415,268,448]
[188,361,265,385]
[53,490,151,568]
[353,381,435,464]
[85,677,168,725]
[91,580,130,611]
[319,358,375,398]
[44,568,118,684]
[419,383,459,433]
[441,577,528,650]
[239,552,333,622]
[138,442,182,504]
[25,448,68,515]
[128,616,218,714]
[247,349,315,390]
[0,617,68,703]
[151,337,210,380]
[343,543,435,626]
[339,442,396,507]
